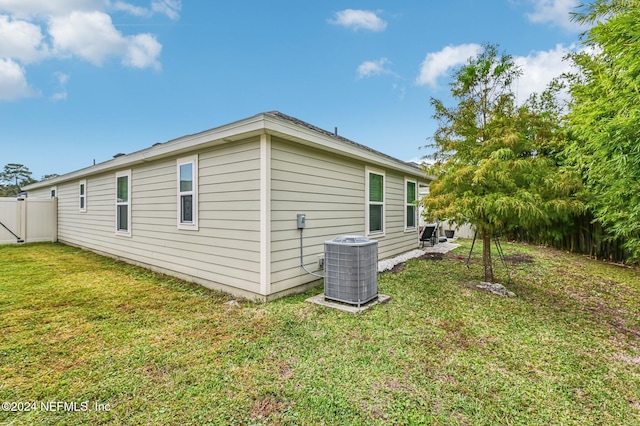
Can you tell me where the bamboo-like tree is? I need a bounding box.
[567,0,640,261]
[424,44,584,282]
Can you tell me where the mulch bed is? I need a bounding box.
[418,253,445,261]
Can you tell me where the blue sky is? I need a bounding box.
[0,0,585,180]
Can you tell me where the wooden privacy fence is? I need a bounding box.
[506,213,630,263]
[0,197,57,244]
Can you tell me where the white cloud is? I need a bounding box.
[49,11,126,66]
[108,0,182,20]
[50,71,69,101]
[0,58,38,100]
[357,58,391,79]
[514,43,575,101]
[0,15,49,63]
[111,1,151,18]
[50,91,67,101]
[0,0,178,101]
[392,83,406,100]
[415,44,482,87]
[0,0,103,19]
[49,11,163,69]
[329,9,387,32]
[526,0,582,32]
[0,0,182,21]
[417,43,578,103]
[55,71,70,85]
[124,33,161,69]
[151,0,181,20]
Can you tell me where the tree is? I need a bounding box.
[423,44,583,282]
[0,163,35,196]
[567,0,640,261]
[1,163,33,186]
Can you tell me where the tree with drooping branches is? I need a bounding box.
[424,44,584,282]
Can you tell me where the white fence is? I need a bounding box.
[438,220,476,239]
[0,197,57,244]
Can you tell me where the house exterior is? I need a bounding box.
[24,112,429,301]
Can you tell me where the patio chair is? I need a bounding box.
[420,223,438,248]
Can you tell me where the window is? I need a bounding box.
[405,179,417,230]
[115,170,131,235]
[79,180,87,212]
[177,155,198,230]
[367,170,385,235]
[50,187,57,198]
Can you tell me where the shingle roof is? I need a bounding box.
[24,111,426,190]
[264,111,422,172]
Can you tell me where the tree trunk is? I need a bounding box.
[482,227,494,283]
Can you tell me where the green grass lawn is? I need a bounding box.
[1,241,639,425]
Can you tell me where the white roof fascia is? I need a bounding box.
[24,115,266,190]
[24,113,428,190]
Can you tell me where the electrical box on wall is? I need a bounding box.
[297,213,306,229]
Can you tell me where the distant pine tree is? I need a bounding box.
[0,163,36,196]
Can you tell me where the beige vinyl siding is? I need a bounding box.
[269,138,422,294]
[54,138,262,295]
[270,138,366,293]
[377,171,421,258]
[26,187,53,199]
[57,172,115,246]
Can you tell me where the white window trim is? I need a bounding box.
[50,186,57,198]
[79,179,87,213]
[365,168,385,237]
[177,155,198,230]
[115,170,132,237]
[404,178,417,232]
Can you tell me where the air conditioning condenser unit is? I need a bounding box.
[324,235,378,307]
